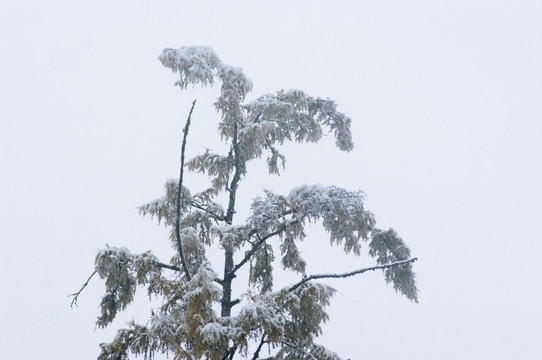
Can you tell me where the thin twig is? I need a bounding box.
[175,99,197,282]
[69,270,98,308]
[289,257,418,292]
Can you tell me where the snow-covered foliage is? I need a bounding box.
[159,46,221,89]
[369,229,418,301]
[95,247,166,328]
[85,46,418,360]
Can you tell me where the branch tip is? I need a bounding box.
[69,270,98,308]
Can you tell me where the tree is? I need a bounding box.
[71,45,418,360]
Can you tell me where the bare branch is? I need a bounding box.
[155,262,181,272]
[251,333,267,360]
[289,258,418,292]
[175,99,197,282]
[69,270,98,308]
[221,345,238,360]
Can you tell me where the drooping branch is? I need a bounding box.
[289,257,418,292]
[69,270,98,308]
[175,99,197,282]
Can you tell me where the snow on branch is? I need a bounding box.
[190,200,226,222]
[249,242,275,293]
[96,264,226,359]
[309,343,344,360]
[93,247,171,327]
[211,224,249,252]
[168,225,209,276]
[98,315,186,360]
[369,228,419,301]
[248,185,375,255]
[288,185,375,255]
[278,342,343,360]
[186,150,233,194]
[138,179,192,227]
[98,321,150,360]
[288,257,418,292]
[231,282,335,355]
[86,45,419,360]
[159,46,221,89]
[69,262,179,309]
[215,64,253,121]
[238,89,354,174]
[243,185,419,301]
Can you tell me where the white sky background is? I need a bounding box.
[1,0,541,359]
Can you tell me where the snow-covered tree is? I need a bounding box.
[72,46,418,360]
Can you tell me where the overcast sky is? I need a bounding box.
[1,1,541,359]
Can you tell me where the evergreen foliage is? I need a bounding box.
[75,45,418,360]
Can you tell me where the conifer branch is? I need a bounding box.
[69,270,98,308]
[288,258,418,292]
[176,99,197,282]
